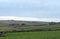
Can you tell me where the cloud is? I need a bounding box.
[0,16,60,22]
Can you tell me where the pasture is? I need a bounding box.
[0,24,60,31]
[0,24,60,39]
[0,31,60,39]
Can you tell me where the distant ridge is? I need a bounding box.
[0,16,60,22]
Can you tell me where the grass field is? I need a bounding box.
[0,24,60,31]
[0,24,60,39]
[0,31,60,39]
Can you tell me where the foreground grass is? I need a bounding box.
[0,31,60,39]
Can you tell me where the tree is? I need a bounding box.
[0,32,6,37]
[21,23,25,26]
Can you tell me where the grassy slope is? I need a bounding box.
[0,31,60,39]
[0,24,60,31]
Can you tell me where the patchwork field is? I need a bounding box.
[0,31,60,39]
[0,24,60,31]
[0,24,60,39]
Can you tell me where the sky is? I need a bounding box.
[0,0,60,18]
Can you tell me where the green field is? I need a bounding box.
[0,31,60,39]
[0,24,60,31]
[0,24,60,39]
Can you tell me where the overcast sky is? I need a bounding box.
[0,0,60,18]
